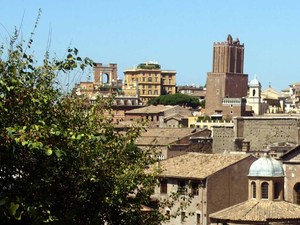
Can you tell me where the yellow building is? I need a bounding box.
[123,61,176,103]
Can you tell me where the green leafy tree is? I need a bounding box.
[200,100,205,109]
[0,27,163,224]
[148,93,200,109]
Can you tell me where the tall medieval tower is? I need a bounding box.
[205,34,248,116]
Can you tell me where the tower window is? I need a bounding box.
[191,181,199,196]
[261,182,269,199]
[181,212,186,222]
[293,183,300,205]
[251,181,256,198]
[160,179,168,194]
[253,89,256,96]
[196,213,201,225]
[274,182,281,199]
[165,209,170,220]
[178,180,186,195]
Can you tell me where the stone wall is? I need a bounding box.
[212,126,235,153]
[234,117,300,151]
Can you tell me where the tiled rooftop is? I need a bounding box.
[135,128,204,145]
[126,105,176,114]
[157,153,250,179]
[210,199,300,222]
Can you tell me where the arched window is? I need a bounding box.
[294,183,300,205]
[274,182,281,199]
[251,182,256,198]
[261,182,269,199]
[252,89,256,97]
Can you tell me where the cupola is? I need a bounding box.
[248,154,284,201]
[249,76,260,86]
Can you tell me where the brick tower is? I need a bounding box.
[205,34,248,117]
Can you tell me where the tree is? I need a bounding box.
[148,93,200,109]
[0,27,162,224]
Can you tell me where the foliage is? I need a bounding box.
[148,93,200,109]
[200,100,205,109]
[196,116,211,122]
[0,28,162,224]
[137,63,160,70]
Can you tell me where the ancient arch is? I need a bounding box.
[93,63,118,86]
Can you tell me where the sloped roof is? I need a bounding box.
[261,87,282,100]
[135,128,204,145]
[291,81,300,87]
[126,105,176,114]
[280,145,300,162]
[158,153,251,179]
[210,199,300,223]
[163,113,185,121]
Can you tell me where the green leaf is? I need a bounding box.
[55,149,62,158]
[0,197,8,206]
[45,148,53,156]
[8,202,19,216]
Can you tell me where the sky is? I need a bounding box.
[0,0,299,92]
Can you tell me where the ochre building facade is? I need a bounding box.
[123,62,176,103]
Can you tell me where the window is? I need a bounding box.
[261,182,269,199]
[191,182,199,196]
[148,77,152,82]
[293,183,300,205]
[274,182,281,199]
[169,79,172,84]
[148,90,152,95]
[196,213,201,225]
[155,77,158,82]
[154,90,158,95]
[178,180,186,195]
[160,180,168,194]
[148,84,152,88]
[251,181,256,198]
[253,89,256,96]
[165,209,170,220]
[181,212,186,223]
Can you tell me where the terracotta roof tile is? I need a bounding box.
[210,199,300,222]
[126,105,176,114]
[136,128,203,145]
[158,153,250,179]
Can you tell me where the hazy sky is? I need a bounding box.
[1,1,299,92]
